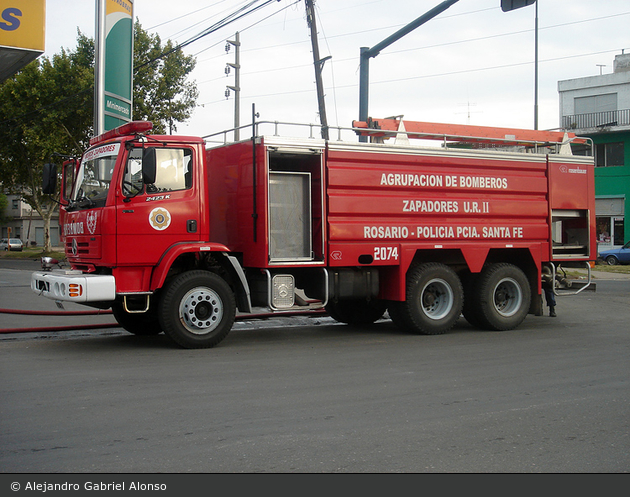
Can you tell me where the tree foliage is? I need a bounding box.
[0,22,198,250]
[0,38,93,250]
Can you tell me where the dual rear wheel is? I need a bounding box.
[389,262,531,334]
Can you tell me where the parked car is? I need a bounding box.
[0,238,24,251]
[599,241,630,265]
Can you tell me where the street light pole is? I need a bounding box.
[358,0,460,141]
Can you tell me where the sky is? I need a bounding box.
[43,0,630,139]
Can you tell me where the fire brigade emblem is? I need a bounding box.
[149,207,171,231]
[86,211,98,234]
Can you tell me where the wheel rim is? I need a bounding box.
[421,278,454,320]
[492,278,522,317]
[179,286,223,334]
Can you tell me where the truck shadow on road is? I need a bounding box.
[46,313,560,353]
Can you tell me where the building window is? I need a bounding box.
[595,142,624,167]
[597,216,625,247]
[12,199,18,209]
[575,93,617,117]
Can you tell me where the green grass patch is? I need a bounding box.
[591,263,630,274]
[0,246,65,261]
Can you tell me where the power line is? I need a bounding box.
[190,0,301,58]
[2,1,286,127]
[146,0,230,31]
[196,47,626,107]
[193,8,630,73]
[195,10,630,86]
[136,0,282,70]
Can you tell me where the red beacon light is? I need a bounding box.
[90,121,153,146]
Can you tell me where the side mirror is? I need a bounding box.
[142,148,157,184]
[42,163,58,194]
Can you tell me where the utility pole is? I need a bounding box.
[305,0,330,140]
[226,32,241,141]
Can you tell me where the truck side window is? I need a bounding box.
[123,148,192,197]
[150,148,193,192]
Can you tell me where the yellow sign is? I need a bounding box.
[0,0,46,51]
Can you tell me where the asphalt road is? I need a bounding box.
[1,261,629,473]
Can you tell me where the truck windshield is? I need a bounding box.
[71,143,120,209]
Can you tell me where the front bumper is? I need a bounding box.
[31,270,116,303]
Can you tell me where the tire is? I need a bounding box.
[159,270,236,349]
[390,263,463,335]
[112,299,162,336]
[473,263,531,331]
[325,299,387,325]
[605,255,619,266]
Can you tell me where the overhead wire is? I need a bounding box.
[135,0,282,70]
[194,8,630,108]
[1,0,289,128]
[194,8,630,85]
[198,46,629,110]
[146,0,230,31]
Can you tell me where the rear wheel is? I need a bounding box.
[605,255,619,266]
[390,263,463,335]
[473,263,531,331]
[159,270,235,349]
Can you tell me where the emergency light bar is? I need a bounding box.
[90,121,153,146]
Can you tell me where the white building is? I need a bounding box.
[559,51,630,250]
[1,193,60,248]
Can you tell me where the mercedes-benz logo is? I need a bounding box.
[71,238,78,256]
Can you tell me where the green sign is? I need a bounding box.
[95,0,134,134]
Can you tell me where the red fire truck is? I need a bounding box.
[32,117,595,348]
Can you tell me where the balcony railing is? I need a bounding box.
[563,109,630,130]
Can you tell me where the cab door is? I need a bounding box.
[116,145,200,265]
[59,159,79,246]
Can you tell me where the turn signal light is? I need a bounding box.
[69,283,83,298]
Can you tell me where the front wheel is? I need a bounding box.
[473,263,531,331]
[389,263,463,335]
[159,270,236,349]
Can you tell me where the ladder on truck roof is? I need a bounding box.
[352,117,587,152]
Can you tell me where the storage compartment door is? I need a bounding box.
[269,171,312,261]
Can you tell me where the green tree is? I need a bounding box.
[0,40,93,252]
[0,23,198,252]
[0,192,9,226]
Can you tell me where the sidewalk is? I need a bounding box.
[569,266,630,281]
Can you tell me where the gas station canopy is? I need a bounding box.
[0,0,46,81]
